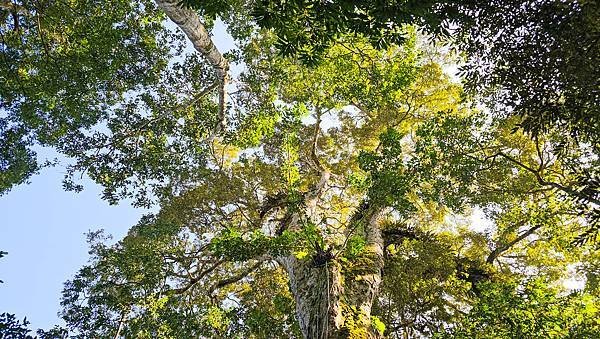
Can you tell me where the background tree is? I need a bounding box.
[0,313,33,339]
[1,253,68,338]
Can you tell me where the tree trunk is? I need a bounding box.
[280,209,386,339]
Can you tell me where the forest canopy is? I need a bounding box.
[1,0,599,338]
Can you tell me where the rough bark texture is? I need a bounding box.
[154,0,229,134]
[280,257,344,338]
[280,207,386,339]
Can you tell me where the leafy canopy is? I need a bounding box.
[1,0,599,338]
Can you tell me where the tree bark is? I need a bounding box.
[154,0,229,135]
[280,208,386,339]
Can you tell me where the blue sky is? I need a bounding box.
[0,21,236,331]
[0,150,150,330]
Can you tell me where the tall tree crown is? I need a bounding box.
[1,0,599,338]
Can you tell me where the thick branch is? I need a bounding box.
[364,207,386,257]
[486,222,543,264]
[303,170,331,227]
[155,0,229,135]
[496,151,600,206]
[170,259,224,295]
[208,259,265,294]
[310,110,325,173]
[171,258,264,296]
[113,309,129,339]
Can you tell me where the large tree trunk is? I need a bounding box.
[280,209,386,339]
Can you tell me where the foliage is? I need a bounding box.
[236,0,600,236]
[243,0,599,141]
[0,313,67,339]
[0,313,32,338]
[0,123,38,195]
[0,0,219,205]
[250,0,443,63]
[2,0,600,337]
[438,280,600,338]
[374,234,471,337]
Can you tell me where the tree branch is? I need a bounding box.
[486,222,543,264]
[155,0,229,136]
[310,109,325,173]
[208,259,265,294]
[495,151,600,206]
[170,259,224,295]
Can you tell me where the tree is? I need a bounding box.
[0,312,68,338]
[438,280,600,338]
[249,0,600,238]
[1,0,215,205]
[2,0,599,338]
